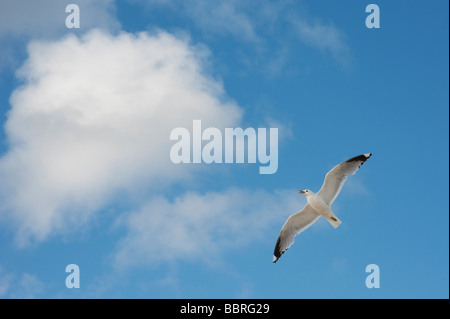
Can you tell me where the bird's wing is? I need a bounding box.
[317,153,372,206]
[273,204,320,263]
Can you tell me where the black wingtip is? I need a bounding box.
[273,237,281,263]
[273,236,285,263]
[346,153,372,164]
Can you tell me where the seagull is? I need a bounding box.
[273,153,372,263]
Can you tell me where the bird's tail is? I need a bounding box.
[327,214,342,229]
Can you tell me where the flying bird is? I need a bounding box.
[273,153,372,263]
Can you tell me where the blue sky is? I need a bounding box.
[0,0,448,299]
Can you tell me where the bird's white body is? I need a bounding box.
[272,153,372,263]
[304,191,342,229]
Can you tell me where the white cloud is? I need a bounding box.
[113,188,303,269]
[0,29,242,245]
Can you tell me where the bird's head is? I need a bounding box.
[299,189,313,197]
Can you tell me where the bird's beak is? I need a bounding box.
[299,190,305,194]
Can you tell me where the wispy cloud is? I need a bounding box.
[139,0,261,43]
[113,188,302,269]
[186,0,260,43]
[293,18,351,66]
[136,0,351,70]
[0,266,44,298]
[0,266,13,297]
